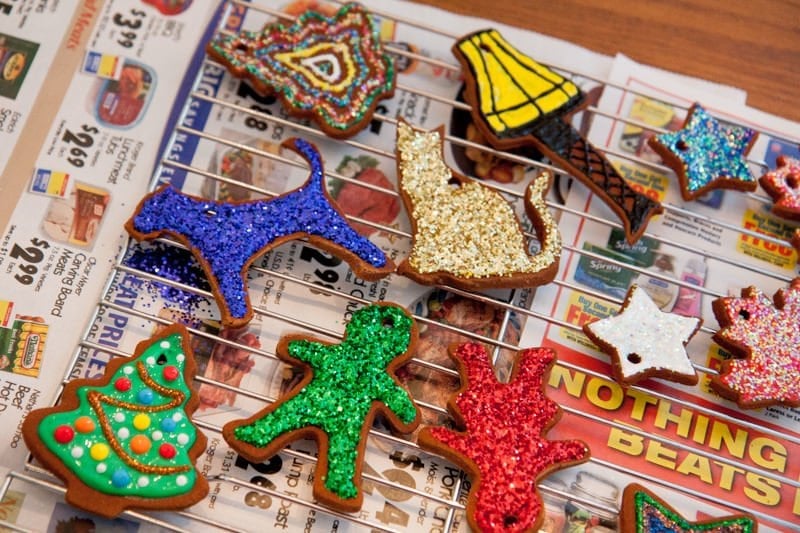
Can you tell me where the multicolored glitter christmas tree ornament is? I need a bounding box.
[222,303,420,512]
[395,118,562,291]
[620,483,757,533]
[453,29,662,244]
[758,155,800,220]
[22,325,208,518]
[207,2,394,139]
[711,278,800,408]
[648,103,758,201]
[583,284,702,387]
[419,342,589,533]
[126,137,394,329]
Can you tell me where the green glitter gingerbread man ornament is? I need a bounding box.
[222,303,420,512]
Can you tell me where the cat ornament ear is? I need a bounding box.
[395,118,561,291]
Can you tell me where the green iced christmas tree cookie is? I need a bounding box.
[23,324,208,518]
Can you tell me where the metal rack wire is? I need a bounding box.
[2,1,799,531]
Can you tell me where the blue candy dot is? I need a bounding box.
[137,388,154,405]
[111,469,131,488]
[161,417,177,432]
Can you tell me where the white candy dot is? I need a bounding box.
[160,340,171,349]
[176,353,185,363]
[118,427,130,439]
[176,433,189,445]
[114,413,125,423]
[146,356,155,365]
[96,463,107,474]
[176,475,187,487]
[71,447,84,459]
[137,476,150,487]
[152,430,163,441]
[123,366,134,375]
[172,412,183,422]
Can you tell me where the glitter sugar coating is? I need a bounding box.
[758,155,800,220]
[223,304,419,510]
[395,119,561,288]
[711,279,800,408]
[126,137,391,328]
[419,343,589,533]
[207,2,394,137]
[649,103,757,200]
[621,483,756,533]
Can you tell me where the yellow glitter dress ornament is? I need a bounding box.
[395,118,561,291]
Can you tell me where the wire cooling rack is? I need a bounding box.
[2,1,800,531]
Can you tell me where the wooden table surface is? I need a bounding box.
[415,0,800,127]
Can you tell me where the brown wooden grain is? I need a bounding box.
[413,0,800,126]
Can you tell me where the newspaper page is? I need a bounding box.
[525,54,800,531]
[0,0,782,531]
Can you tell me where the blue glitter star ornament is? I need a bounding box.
[620,483,757,533]
[648,103,757,201]
[125,137,395,328]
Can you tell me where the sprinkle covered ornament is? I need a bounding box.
[22,325,208,517]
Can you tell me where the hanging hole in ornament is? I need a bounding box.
[627,352,641,364]
[738,309,750,320]
[503,515,518,528]
[381,316,394,328]
[676,140,689,151]
[447,177,462,188]
[157,353,168,366]
[479,42,492,52]
[786,173,800,190]
[234,41,249,53]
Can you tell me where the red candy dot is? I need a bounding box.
[162,366,179,382]
[54,425,74,444]
[115,377,132,392]
[159,443,176,459]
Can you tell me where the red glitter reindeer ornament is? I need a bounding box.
[419,343,589,533]
[711,278,800,408]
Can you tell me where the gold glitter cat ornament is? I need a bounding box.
[395,118,561,290]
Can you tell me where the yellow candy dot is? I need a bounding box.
[90,443,109,461]
[130,434,151,455]
[133,413,151,431]
[75,416,95,433]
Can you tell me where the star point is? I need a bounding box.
[583,285,702,386]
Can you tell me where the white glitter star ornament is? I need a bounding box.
[582,285,702,386]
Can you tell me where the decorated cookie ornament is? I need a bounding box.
[453,29,662,244]
[419,342,589,533]
[22,325,208,518]
[711,279,800,408]
[395,119,561,290]
[207,2,394,139]
[126,137,394,328]
[222,303,420,512]
[648,103,758,201]
[620,483,757,533]
[583,285,702,386]
[758,156,800,220]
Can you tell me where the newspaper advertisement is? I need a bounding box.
[1,0,796,531]
[524,54,800,531]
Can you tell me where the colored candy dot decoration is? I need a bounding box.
[163,365,179,381]
[222,303,420,513]
[710,278,800,408]
[114,377,131,392]
[648,103,757,201]
[126,137,394,329]
[620,483,756,533]
[418,343,590,533]
[758,155,800,220]
[22,325,209,518]
[207,2,395,139]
